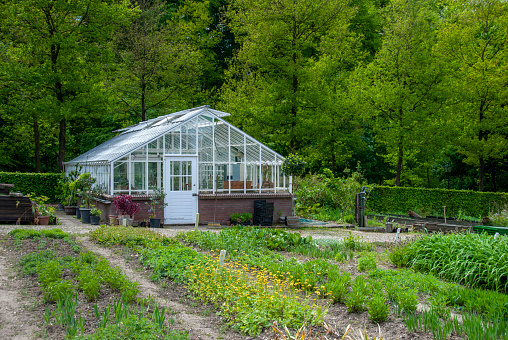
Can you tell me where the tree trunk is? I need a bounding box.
[396,139,403,187]
[33,113,40,173]
[58,118,66,172]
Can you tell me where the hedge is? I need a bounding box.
[367,186,508,218]
[0,172,62,202]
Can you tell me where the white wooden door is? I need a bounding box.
[164,157,198,224]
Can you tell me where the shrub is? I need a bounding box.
[0,172,62,202]
[368,185,508,218]
[325,271,351,303]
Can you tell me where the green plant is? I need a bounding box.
[0,172,62,202]
[343,233,374,252]
[398,232,508,292]
[325,271,351,303]
[76,172,97,208]
[489,207,508,227]
[90,208,102,216]
[145,188,168,219]
[358,253,377,272]
[396,289,418,314]
[230,212,252,224]
[368,294,389,323]
[345,276,368,313]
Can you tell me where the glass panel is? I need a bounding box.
[148,162,161,190]
[148,138,163,160]
[172,176,180,191]
[183,176,192,191]
[165,129,181,154]
[113,159,129,191]
[131,145,146,161]
[134,162,146,191]
[199,163,213,191]
[172,161,181,176]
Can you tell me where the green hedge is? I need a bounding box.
[0,172,62,202]
[368,186,508,218]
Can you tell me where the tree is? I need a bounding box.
[112,0,214,122]
[0,0,136,171]
[437,0,508,191]
[220,0,356,155]
[352,0,444,186]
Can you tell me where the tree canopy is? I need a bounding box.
[0,0,506,192]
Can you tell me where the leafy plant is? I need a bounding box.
[368,294,389,323]
[345,276,368,313]
[325,271,351,303]
[358,253,377,272]
[114,195,141,217]
[90,208,102,216]
[230,212,252,224]
[145,188,168,219]
[396,289,418,314]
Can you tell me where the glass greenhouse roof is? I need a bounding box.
[66,106,232,164]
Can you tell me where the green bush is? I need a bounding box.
[368,186,508,218]
[358,253,377,272]
[0,172,62,202]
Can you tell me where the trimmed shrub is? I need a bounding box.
[368,186,508,218]
[0,172,62,202]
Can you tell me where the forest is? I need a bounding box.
[0,0,507,192]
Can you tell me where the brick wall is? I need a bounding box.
[198,193,293,225]
[95,195,164,224]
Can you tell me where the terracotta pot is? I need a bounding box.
[38,215,50,225]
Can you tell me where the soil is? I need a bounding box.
[0,213,464,339]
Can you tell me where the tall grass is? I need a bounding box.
[399,233,508,292]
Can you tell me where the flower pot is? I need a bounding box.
[81,208,92,224]
[64,206,76,215]
[37,215,50,225]
[150,218,161,228]
[109,215,118,226]
[76,207,81,219]
[138,221,147,228]
[90,215,100,225]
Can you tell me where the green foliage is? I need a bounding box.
[37,260,75,302]
[77,314,188,340]
[357,253,377,272]
[396,232,508,292]
[295,169,366,217]
[229,212,252,224]
[90,208,102,217]
[9,228,67,240]
[490,208,508,227]
[0,172,62,202]
[396,289,418,314]
[368,293,390,323]
[345,276,368,313]
[368,186,508,218]
[324,271,351,304]
[343,233,374,252]
[281,154,306,176]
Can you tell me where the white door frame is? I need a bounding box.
[163,156,198,224]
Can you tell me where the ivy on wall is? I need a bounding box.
[367,186,508,218]
[0,172,62,202]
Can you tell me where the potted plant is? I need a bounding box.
[113,195,140,226]
[77,173,97,224]
[29,195,56,226]
[90,208,101,225]
[62,180,79,215]
[145,188,168,228]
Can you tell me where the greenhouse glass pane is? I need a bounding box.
[246,137,259,163]
[148,162,161,190]
[199,163,213,191]
[165,129,180,155]
[182,118,197,154]
[113,159,129,191]
[131,145,146,161]
[133,162,146,191]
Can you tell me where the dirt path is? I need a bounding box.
[0,242,40,340]
[78,237,260,340]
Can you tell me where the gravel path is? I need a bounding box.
[0,211,419,244]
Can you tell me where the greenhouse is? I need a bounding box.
[65,106,292,224]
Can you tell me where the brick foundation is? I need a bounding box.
[198,193,293,225]
[94,195,164,225]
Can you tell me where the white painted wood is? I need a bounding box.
[164,156,198,224]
